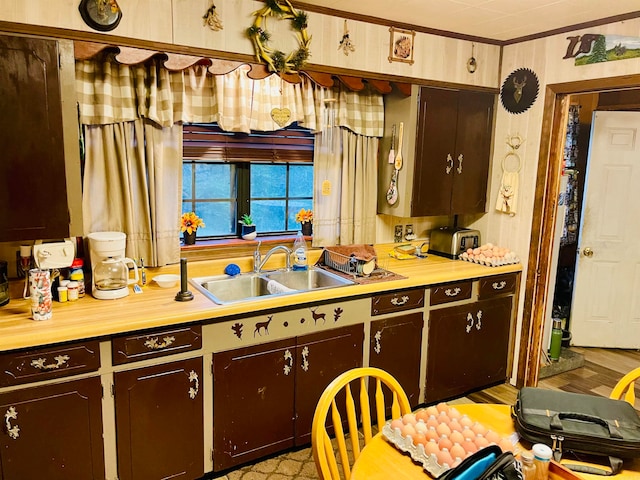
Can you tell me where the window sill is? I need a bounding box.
[179,234,313,262]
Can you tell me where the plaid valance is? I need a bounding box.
[76,56,384,137]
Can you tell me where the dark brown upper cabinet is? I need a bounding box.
[0,34,70,242]
[378,85,495,217]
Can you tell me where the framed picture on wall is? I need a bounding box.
[388,27,415,65]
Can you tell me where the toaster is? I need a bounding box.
[429,227,481,259]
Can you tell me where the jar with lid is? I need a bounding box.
[520,450,537,480]
[67,281,79,301]
[69,258,85,297]
[532,443,553,480]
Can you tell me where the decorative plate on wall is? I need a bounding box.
[500,68,539,114]
[79,0,122,32]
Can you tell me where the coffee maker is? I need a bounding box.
[87,231,139,300]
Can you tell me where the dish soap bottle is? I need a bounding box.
[292,231,308,271]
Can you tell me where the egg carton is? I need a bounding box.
[381,421,449,477]
[458,252,520,267]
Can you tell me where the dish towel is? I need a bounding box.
[495,171,519,214]
[267,280,296,295]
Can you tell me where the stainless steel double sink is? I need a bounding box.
[190,267,355,305]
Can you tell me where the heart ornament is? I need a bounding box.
[271,108,291,127]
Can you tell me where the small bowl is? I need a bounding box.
[153,274,180,288]
[242,231,257,240]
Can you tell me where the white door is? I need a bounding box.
[571,111,640,348]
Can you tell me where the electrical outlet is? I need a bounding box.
[394,225,403,243]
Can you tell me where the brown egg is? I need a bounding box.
[436,449,454,467]
[413,433,428,446]
[425,439,440,456]
[450,443,466,460]
[461,439,478,454]
[436,422,452,437]
[426,415,439,429]
[448,419,462,432]
[403,413,417,425]
[414,422,428,435]
[499,438,514,452]
[401,423,416,438]
[438,435,453,451]
[436,402,450,414]
[471,422,487,436]
[415,409,430,423]
[459,415,473,428]
[474,434,489,448]
[425,427,439,441]
[390,419,403,431]
[485,430,501,444]
[449,430,465,444]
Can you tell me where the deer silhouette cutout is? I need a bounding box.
[310,307,326,325]
[254,315,273,337]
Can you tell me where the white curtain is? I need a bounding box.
[313,127,379,246]
[82,119,182,266]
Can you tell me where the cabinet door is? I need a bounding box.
[114,357,204,480]
[294,324,364,444]
[426,297,512,403]
[369,312,423,408]
[0,35,69,242]
[213,338,296,471]
[412,87,458,216]
[451,90,495,215]
[0,377,104,480]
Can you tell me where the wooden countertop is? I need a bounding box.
[0,244,521,351]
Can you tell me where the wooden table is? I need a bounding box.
[350,404,640,480]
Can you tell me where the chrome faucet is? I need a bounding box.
[254,242,292,273]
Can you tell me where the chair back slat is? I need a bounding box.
[374,378,386,431]
[391,391,401,420]
[323,430,341,480]
[312,367,411,480]
[359,377,373,443]
[345,383,361,460]
[330,399,351,479]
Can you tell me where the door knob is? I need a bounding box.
[582,247,594,257]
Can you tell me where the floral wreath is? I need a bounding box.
[246,0,311,74]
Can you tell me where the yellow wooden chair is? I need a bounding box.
[610,366,640,407]
[311,367,411,480]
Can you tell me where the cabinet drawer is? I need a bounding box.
[371,288,424,316]
[0,340,100,387]
[478,273,518,299]
[430,281,472,306]
[112,325,202,365]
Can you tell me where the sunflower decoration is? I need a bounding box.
[246,0,311,74]
[180,212,205,235]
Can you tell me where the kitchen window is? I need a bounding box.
[182,123,314,239]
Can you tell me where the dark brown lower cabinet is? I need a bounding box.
[425,296,512,403]
[369,312,423,408]
[114,357,204,480]
[213,324,363,471]
[0,376,105,480]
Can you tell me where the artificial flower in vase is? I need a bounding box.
[181,212,205,245]
[296,208,313,236]
[239,213,257,240]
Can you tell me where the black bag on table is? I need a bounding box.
[512,387,640,475]
[437,445,523,480]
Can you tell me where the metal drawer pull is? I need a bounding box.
[4,406,19,440]
[283,349,293,375]
[390,295,409,306]
[446,154,453,174]
[30,354,70,370]
[144,336,176,350]
[301,346,310,372]
[492,281,507,290]
[188,370,199,399]
[457,154,464,174]
[445,288,461,297]
[465,310,483,333]
[374,330,382,354]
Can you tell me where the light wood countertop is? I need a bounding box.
[0,244,521,352]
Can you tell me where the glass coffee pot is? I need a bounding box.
[93,256,138,300]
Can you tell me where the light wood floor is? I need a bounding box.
[467,346,640,406]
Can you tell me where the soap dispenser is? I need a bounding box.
[292,231,308,271]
